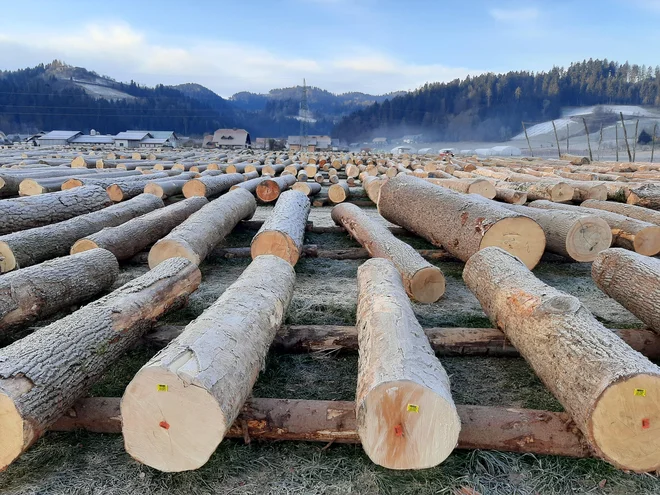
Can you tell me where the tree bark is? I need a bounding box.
[379,175,546,269]
[355,258,460,469]
[143,179,189,199]
[148,188,256,268]
[425,178,496,199]
[463,247,660,472]
[72,197,208,260]
[499,204,612,262]
[182,173,244,198]
[0,248,118,331]
[592,249,660,334]
[61,172,169,190]
[494,188,527,205]
[0,194,164,273]
[0,257,201,470]
[626,184,660,210]
[490,179,574,202]
[121,255,295,472]
[251,190,310,265]
[528,200,660,256]
[255,175,297,202]
[0,186,112,235]
[229,176,268,193]
[581,199,660,225]
[332,203,445,302]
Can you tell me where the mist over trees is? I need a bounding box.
[332,59,660,142]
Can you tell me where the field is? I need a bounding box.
[0,202,657,495]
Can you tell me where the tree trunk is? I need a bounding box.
[291,181,322,197]
[499,204,612,262]
[121,255,295,472]
[0,186,111,235]
[0,249,118,331]
[72,197,208,260]
[148,188,256,268]
[463,247,660,473]
[362,176,385,204]
[255,175,297,203]
[332,203,445,302]
[0,258,201,470]
[328,182,350,203]
[263,164,285,176]
[425,178,496,199]
[0,168,101,197]
[0,194,164,273]
[627,184,660,210]
[61,172,169,190]
[491,179,574,202]
[581,199,660,226]
[528,200,660,256]
[182,173,244,198]
[494,188,527,205]
[251,191,310,265]
[592,249,660,334]
[108,173,197,202]
[378,175,546,269]
[355,258,460,469]
[143,179,189,199]
[229,176,268,193]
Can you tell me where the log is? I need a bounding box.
[0,249,118,331]
[492,180,574,202]
[229,176,269,193]
[71,197,209,260]
[251,191,310,265]
[291,181,322,197]
[378,175,546,269]
[463,247,660,472]
[143,179,189,199]
[122,255,295,472]
[362,176,385,204]
[328,182,350,203]
[528,200,660,256]
[425,178,496,199]
[627,184,660,209]
[592,249,660,334]
[0,194,164,273]
[182,174,245,198]
[60,172,169,191]
[332,203,445,302]
[0,258,201,470]
[355,258,460,469]
[0,186,112,235]
[148,188,256,268]
[255,175,297,203]
[581,200,660,226]
[499,204,612,262]
[107,172,196,202]
[494,188,527,205]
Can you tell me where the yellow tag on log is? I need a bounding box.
[157,384,168,392]
[407,404,419,413]
[634,389,647,397]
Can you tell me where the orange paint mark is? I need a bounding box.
[506,291,540,315]
[394,424,403,437]
[159,421,170,430]
[642,418,650,429]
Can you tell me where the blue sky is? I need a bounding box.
[0,0,659,97]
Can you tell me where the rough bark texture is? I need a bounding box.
[491,180,574,202]
[230,176,268,193]
[378,175,546,269]
[182,174,244,198]
[0,258,201,470]
[499,204,612,262]
[251,190,311,265]
[355,258,460,469]
[425,178,496,199]
[148,188,256,268]
[72,197,208,260]
[121,255,295,472]
[0,194,164,273]
[143,179,189,199]
[255,175,297,202]
[332,203,445,302]
[0,186,111,235]
[592,249,660,334]
[0,169,107,197]
[0,249,118,331]
[627,184,660,209]
[107,173,196,202]
[528,200,660,256]
[581,199,660,226]
[62,173,169,190]
[463,247,660,472]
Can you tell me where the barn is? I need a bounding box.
[212,129,251,149]
[37,130,82,146]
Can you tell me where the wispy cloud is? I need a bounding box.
[627,0,660,12]
[0,21,478,96]
[489,7,540,22]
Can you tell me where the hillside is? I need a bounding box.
[333,59,660,142]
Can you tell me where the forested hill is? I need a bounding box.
[0,62,239,135]
[332,60,660,142]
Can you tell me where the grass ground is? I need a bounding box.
[0,206,657,495]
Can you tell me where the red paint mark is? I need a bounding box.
[159,421,170,430]
[642,418,650,429]
[394,424,403,437]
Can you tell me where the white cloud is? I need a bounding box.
[0,21,477,96]
[489,7,540,22]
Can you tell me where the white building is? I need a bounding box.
[391,145,416,155]
[114,131,153,148]
[212,128,251,148]
[38,130,82,146]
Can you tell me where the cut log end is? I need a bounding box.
[256,181,281,202]
[182,180,206,198]
[0,392,24,470]
[358,380,460,470]
[70,239,100,255]
[251,231,299,265]
[566,218,613,262]
[121,367,225,473]
[106,185,125,202]
[551,183,575,203]
[633,226,660,256]
[468,181,496,199]
[590,373,660,472]
[409,266,446,303]
[0,241,17,273]
[144,183,165,198]
[479,217,546,269]
[328,184,349,203]
[148,239,200,268]
[61,179,83,190]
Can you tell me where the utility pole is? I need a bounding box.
[551,120,561,159]
[299,78,309,149]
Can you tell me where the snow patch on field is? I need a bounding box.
[75,82,136,101]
